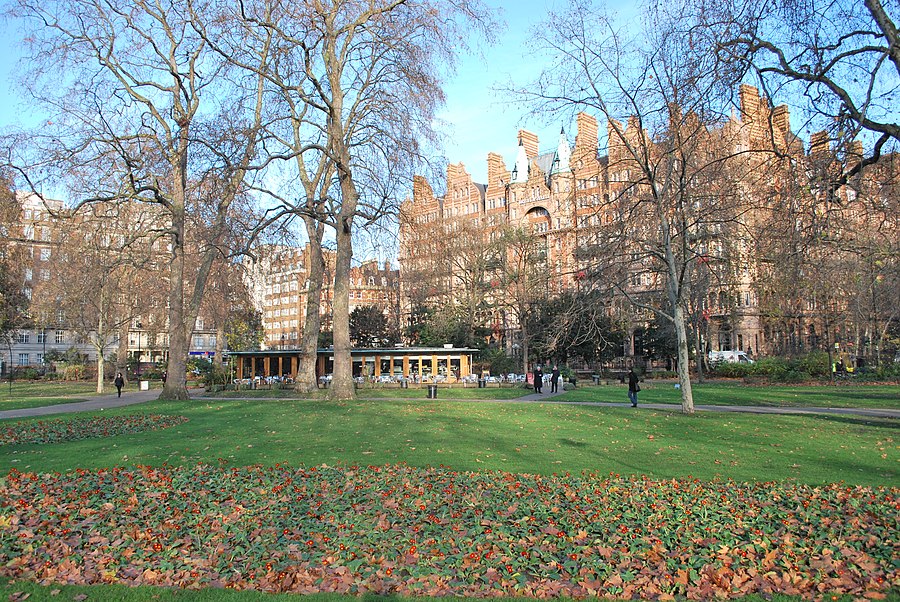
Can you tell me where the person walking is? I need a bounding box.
[550,365,561,393]
[114,372,125,398]
[627,367,640,407]
[533,365,543,393]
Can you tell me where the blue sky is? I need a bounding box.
[437,0,635,184]
[0,1,637,187]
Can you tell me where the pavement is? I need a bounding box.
[0,387,203,421]
[1,384,897,421]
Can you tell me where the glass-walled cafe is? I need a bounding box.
[229,346,477,383]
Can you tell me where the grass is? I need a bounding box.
[0,580,883,602]
[2,397,896,486]
[0,383,897,600]
[557,381,900,409]
[0,381,105,411]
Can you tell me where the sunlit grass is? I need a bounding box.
[2,397,895,486]
[556,382,900,409]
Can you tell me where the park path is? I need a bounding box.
[0,387,204,421]
[1,385,897,420]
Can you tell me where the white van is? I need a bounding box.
[708,350,755,365]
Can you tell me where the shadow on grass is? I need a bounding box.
[806,413,900,430]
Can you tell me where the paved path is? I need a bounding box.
[0,388,203,421]
[1,386,897,421]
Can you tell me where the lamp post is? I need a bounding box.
[136,321,143,377]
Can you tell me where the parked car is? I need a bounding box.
[708,350,755,365]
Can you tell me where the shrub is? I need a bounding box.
[750,357,789,377]
[712,362,754,378]
[794,350,830,377]
[202,366,229,387]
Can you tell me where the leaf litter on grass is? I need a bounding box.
[0,463,895,599]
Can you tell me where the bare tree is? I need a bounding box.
[495,226,550,375]
[516,0,764,413]
[242,0,495,399]
[32,203,152,392]
[697,0,900,177]
[9,0,275,400]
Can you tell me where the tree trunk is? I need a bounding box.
[521,330,530,376]
[295,219,325,395]
[674,304,695,413]
[330,213,355,399]
[117,319,130,386]
[215,322,226,368]
[694,322,705,384]
[160,134,191,401]
[94,311,105,394]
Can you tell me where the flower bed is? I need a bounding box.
[0,415,188,446]
[0,464,896,599]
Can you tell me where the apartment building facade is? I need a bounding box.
[399,85,895,363]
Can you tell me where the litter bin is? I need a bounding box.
[140,380,149,391]
[592,375,600,385]
[400,379,408,389]
[478,379,486,388]
[427,384,438,399]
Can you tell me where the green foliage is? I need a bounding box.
[203,365,230,387]
[794,350,830,376]
[225,310,264,352]
[60,364,85,380]
[349,305,393,348]
[17,368,40,380]
[0,464,894,598]
[714,352,834,381]
[480,348,517,375]
[713,362,755,378]
[405,304,487,349]
[641,315,677,360]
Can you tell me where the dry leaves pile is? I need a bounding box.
[0,463,896,599]
[0,415,188,446]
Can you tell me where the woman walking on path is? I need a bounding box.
[114,373,125,398]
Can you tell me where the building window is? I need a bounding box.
[40,248,51,261]
[37,330,46,344]
[17,353,29,366]
[36,352,44,365]
[55,330,64,344]
[17,332,29,344]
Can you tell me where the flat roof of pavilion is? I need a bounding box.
[227,347,478,356]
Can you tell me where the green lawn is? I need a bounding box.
[1,385,897,601]
[557,382,900,409]
[0,381,106,411]
[2,397,895,486]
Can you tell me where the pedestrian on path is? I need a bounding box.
[533,365,543,393]
[114,372,125,398]
[550,365,560,393]
[627,367,639,407]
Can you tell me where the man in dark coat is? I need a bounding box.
[627,367,639,407]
